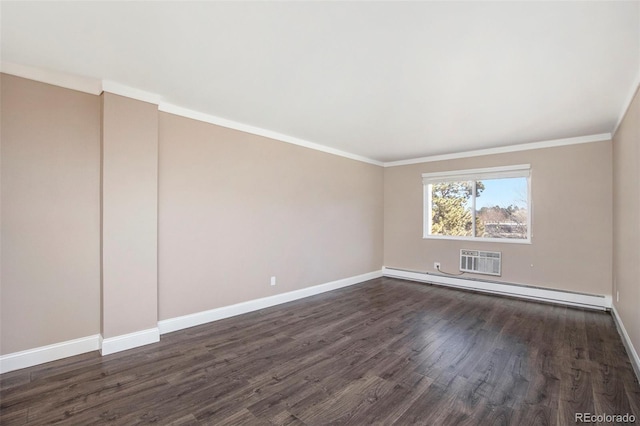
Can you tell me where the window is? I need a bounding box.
[423,164,531,243]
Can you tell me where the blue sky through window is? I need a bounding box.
[476,177,527,209]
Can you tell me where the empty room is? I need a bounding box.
[1,1,639,425]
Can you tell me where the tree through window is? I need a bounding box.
[423,165,531,242]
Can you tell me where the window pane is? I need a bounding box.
[475,177,528,239]
[430,181,473,237]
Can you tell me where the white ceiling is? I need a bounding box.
[2,1,639,162]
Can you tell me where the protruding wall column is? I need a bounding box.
[100,92,159,355]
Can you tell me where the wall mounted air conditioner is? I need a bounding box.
[460,250,501,276]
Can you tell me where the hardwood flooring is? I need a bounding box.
[1,277,639,425]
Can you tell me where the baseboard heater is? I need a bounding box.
[382,266,610,311]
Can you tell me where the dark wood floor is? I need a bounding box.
[1,277,639,425]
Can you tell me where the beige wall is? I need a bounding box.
[613,86,640,361]
[0,74,383,355]
[0,71,623,363]
[384,141,613,296]
[1,74,101,355]
[157,112,384,320]
[101,93,159,338]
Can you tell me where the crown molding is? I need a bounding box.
[0,62,102,95]
[1,62,381,166]
[612,69,640,137]
[383,133,612,167]
[1,62,616,169]
[158,102,384,166]
[101,80,162,105]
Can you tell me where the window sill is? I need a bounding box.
[422,235,532,244]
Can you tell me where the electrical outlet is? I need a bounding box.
[434,262,441,270]
[270,276,276,286]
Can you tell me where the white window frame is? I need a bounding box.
[422,164,532,244]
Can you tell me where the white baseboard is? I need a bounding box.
[383,267,611,310]
[0,271,381,373]
[611,305,640,382]
[0,334,100,374]
[158,270,383,335]
[100,328,160,356]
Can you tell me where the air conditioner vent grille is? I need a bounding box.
[460,250,501,276]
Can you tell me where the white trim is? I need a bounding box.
[158,103,383,167]
[422,235,532,245]
[1,62,617,169]
[158,270,383,335]
[99,327,160,356]
[382,267,611,310]
[423,164,532,243]
[384,134,611,167]
[101,80,162,105]
[611,305,640,382]
[0,334,100,374]
[422,164,530,183]
[1,62,615,169]
[1,62,381,166]
[0,62,102,95]
[612,71,640,137]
